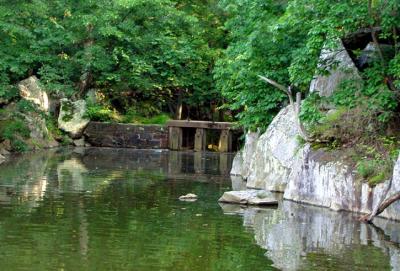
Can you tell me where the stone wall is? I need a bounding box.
[84,122,168,149]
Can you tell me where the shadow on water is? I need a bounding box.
[0,148,399,270]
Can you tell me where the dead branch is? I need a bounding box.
[258,75,310,141]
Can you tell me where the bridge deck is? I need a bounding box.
[166,120,238,130]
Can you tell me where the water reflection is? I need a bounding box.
[0,148,399,271]
[221,186,400,271]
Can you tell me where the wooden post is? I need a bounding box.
[169,127,182,150]
[218,130,232,152]
[194,128,206,152]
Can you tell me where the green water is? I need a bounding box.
[0,148,399,271]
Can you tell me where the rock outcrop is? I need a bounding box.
[309,40,361,97]
[58,99,89,139]
[231,131,259,177]
[18,76,50,112]
[230,38,400,220]
[246,106,300,192]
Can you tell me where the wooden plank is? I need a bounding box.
[167,120,238,130]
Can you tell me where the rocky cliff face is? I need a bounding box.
[246,106,300,192]
[232,117,400,220]
[231,40,400,220]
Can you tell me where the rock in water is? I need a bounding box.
[58,99,90,139]
[18,76,49,112]
[218,190,278,206]
[179,193,198,201]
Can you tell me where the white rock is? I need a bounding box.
[58,99,90,139]
[247,106,300,191]
[179,193,198,201]
[219,190,278,205]
[18,76,49,112]
[0,154,5,164]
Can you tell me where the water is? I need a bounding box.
[0,148,399,271]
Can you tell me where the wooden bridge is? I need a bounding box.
[167,120,240,152]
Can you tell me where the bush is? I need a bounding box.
[85,104,115,122]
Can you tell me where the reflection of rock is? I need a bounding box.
[221,201,400,271]
[219,190,278,205]
[58,99,89,139]
[57,158,89,191]
[0,154,5,164]
[18,76,49,112]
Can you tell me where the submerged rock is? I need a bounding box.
[18,76,49,112]
[218,190,278,206]
[58,99,89,139]
[179,193,198,201]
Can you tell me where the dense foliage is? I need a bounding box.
[0,0,226,119]
[215,0,399,130]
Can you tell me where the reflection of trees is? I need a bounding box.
[0,149,276,271]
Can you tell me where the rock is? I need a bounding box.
[18,76,49,112]
[283,147,400,220]
[218,190,278,206]
[73,138,86,147]
[0,140,12,152]
[58,99,90,139]
[179,193,198,201]
[0,154,5,164]
[310,40,362,97]
[357,42,394,69]
[231,131,260,178]
[0,147,10,156]
[247,106,300,192]
[23,111,59,149]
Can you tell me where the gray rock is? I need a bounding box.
[231,131,260,177]
[358,42,394,69]
[284,147,400,220]
[310,40,361,97]
[23,111,59,149]
[18,76,50,112]
[219,190,278,205]
[58,99,90,139]
[247,106,300,191]
[73,138,86,147]
[0,154,5,164]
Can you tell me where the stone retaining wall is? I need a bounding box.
[84,122,168,149]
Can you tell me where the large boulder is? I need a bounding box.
[247,106,300,192]
[309,40,361,97]
[219,190,278,205]
[18,76,49,112]
[58,99,90,139]
[23,111,59,149]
